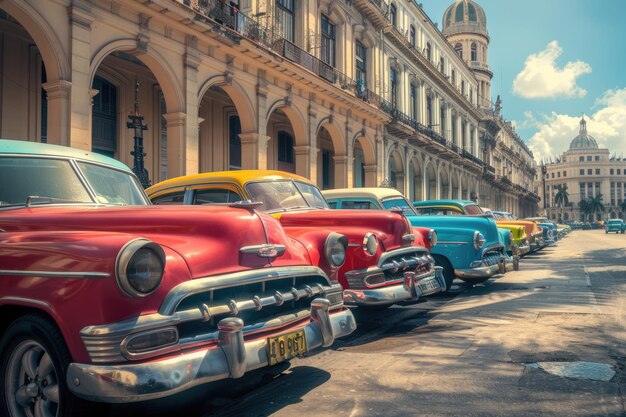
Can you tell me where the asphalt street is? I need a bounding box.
[112,230,626,417]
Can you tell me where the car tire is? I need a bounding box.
[0,315,109,417]
[432,255,455,292]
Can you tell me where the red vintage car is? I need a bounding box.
[146,170,444,308]
[0,139,356,416]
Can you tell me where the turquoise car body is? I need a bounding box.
[413,200,514,254]
[605,219,625,233]
[323,190,514,288]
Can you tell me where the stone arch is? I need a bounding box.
[409,155,423,201]
[353,134,376,187]
[265,100,307,175]
[0,1,69,81]
[316,119,347,156]
[388,148,404,192]
[197,73,257,134]
[424,160,437,200]
[266,100,307,147]
[90,39,184,113]
[439,165,450,199]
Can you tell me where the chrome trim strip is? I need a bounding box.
[160,266,329,315]
[0,270,110,279]
[436,241,468,245]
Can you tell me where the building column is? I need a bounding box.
[294,145,312,180]
[433,94,441,134]
[239,133,270,169]
[164,112,187,178]
[445,106,452,141]
[404,147,411,197]
[42,80,72,147]
[419,81,427,125]
[334,155,349,189]
[473,125,479,157]
[68,4,94,150]
[464,121,471,152]
[183,37,200,174]
[365,164,377,187]
[455,116,462,148]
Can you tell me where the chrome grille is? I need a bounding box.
[482,250,504,266]
[379,249,433,281]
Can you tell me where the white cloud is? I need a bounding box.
[513,41,592,99]
[528,87,626,162]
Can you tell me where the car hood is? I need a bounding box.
[406,214,500,247]
[496,220,540,238]
[1,205,311,278]
[276,209,418,251]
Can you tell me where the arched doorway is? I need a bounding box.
[353,141,365,187]
[440,167,450,199]
[425,162,437,200]
[451,172,460,199]
[388,150,404,192]
[353,136,376,187]
[409,157,423,201]
[318,126,335,189]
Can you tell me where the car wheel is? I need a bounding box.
[0,315,108,417]
[432,255,455,292]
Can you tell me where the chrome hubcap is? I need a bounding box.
[5,340,59,417]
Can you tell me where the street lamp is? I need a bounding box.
[127,80,150,188]
[540,160,547,216]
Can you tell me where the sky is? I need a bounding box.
[419,0,626,162]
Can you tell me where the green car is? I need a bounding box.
[605,219,626,234]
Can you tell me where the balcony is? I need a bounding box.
[177,0,392,116]
[350,0,390,29]
[469,61,493,76]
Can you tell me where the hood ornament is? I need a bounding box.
[240,244,286,258]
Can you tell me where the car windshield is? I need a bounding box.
[492,213,505,221]
[0,156,147,207]
[245,180,328,212]
[76,161,148,205]
[381,197,416,215]
[464,204,483,215]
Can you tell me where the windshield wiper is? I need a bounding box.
[25,195,85,207]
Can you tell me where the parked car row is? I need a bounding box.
[0,139,565,416]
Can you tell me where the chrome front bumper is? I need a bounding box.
[343,267,445,306]
[67,302,356,403]
[514,244,531,256]
[456,253,518,279]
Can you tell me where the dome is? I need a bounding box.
[569,116,598,150]
[442,0,487,37]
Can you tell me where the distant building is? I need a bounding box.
[537,116,626,221]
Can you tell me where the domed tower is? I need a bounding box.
[442,0,493,110]
[569,116,599,150]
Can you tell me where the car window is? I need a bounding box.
[0,157,92,206]
[381,198,416,215]
[245,180,308,212]
[327,201,337,209]
[77,162,148,205]
[194,189,242,204]
[152,192,185,205]
[294,181,329,209]
[464,204,483,215]
[342,200,373,210]
[415,208,432,215]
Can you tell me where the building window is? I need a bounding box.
[595,182,601,195]
[277,131,294,164]
[595,155,600,161]
[580,169,584,175]
[596,169,600,175]
[551,173,554,179]
[276,0,295,43]
[587,156,592,161]
[564,171,567,177]
[91,76,118,158]
[619,169,622,175]
[454,43,462,59]
[557,172,560,178]
[410,25,416,47]
[320,15,336,67]
[440,104,446,137]
[229,115,242,170]
[390,67,397,107]
[579,156,584,162]
[588,169,592,175]
[471,42,477,61]
[410,84,417,120]
[611,169,614,175]
[451,69,456,85]
[389,4,396,26]
[355,41,367,84]
[461,80,466,96]
[427,96,433,127]
[440,57,445,72]
[426,42,432,61]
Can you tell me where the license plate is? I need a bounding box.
[415,277,441,296]
[267,330,307,365]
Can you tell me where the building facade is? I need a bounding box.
[538,116,626,222]
[0,0,538,215]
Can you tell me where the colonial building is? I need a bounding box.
[0,0,538,216]
[538,116,626,222]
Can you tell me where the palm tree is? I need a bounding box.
[554,184,569,222]
[589,194,606,221]
[620,200,626,219]
[578,199,591,221]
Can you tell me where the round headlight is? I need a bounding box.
[116,239,166,297]
[428,229,438,247]
[473,231,486,250]
[363,233,378,256]
[325,233,347,267]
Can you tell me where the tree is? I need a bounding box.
[620,200,626,218]
[589,194,606,221]
[578,199,590,220]
[554,184,569,222]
